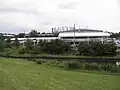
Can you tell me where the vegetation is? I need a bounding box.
[0,58,120,90]
[16,33,25,38]
[110,32,120,39]
[35,60,120,73]
[77,41,117,56]
[29,29,38,37]
[0,35,118,57]
[38,39,71,55]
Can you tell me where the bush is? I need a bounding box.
[38,39,71,55]
[64,61,80,69]
[77,41,117,56]
[64,61,120,73]
[101,63,119,72]
[82,63,99,70]
[43,60,61,66]
[34,59,120,73]
[18,47,25,54]
[35,60,42,64]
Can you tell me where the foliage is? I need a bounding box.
[5,37,11,43]
[34,59,120,73]
[35,60,42,64]
[0,40,3,51]
[77,41,117,56]
[17,33,25,38]
[110,32,120,39]
[64,61,80,69]
[18,46,25,54]
[0,33,4,41]
[64,61,120,73]
[25,39,34,53]
[12,37,20,48]
[38,39,71,55]
[29,30,38,37]
[31,45,41,54]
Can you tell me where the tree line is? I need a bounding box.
[0,36,117,57]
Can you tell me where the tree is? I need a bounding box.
[0,39,4,51]
[5,37,12,48]
[102,42,117,56]
[77,41,117,56]
[5,37,11,43]
[77,42,91,56]
[38,39,71,55]
[29,30,38,37]
[110,32,120,39]
[25,39,34,53]
[0,33,4,41]
[17,33,25,38]
[12,37,20,48]
[18,46,25,54]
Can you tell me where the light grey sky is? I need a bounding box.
[0,0,120,33]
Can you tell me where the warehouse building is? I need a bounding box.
[10,29,113,45]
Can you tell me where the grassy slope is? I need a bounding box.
[0,58,120,90]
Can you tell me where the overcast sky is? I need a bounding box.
[0,0,120,33]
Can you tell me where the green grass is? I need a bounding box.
[0,58,120,90]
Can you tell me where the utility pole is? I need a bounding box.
[23,29,25,47]
[73,24,76,46]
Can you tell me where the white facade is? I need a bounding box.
[10,37,59,43]
[59,32,110,37]
[58,32,111,43]
[10,30,113,44]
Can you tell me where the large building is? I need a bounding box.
[58,29,111,44]
[10,28,112,45]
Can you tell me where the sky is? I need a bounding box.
[0,0,120,33]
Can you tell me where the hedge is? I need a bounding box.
[0,53,120,63]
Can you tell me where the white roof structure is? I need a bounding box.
[11,37,59,41]
[59,32,110,37]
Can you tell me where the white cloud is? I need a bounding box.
[0,0,119,33]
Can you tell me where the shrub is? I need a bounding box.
[101,63,120,72]
[89,63,99,70]
[77,41,117,56]
[82,63,98,70]
[18,47,25,54]
[64,61,80,69]
[35,60,42,64]
[43,60,61,66]
[38,39,71,55]
[82,63,90,70]
[64,61,120,73]
[34,59,120,73]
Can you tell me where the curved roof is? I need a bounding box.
[59,32,110,37]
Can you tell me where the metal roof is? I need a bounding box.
[11,37,59,41]
[59,32,110,37]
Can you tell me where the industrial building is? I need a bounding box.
[10,29,113,45]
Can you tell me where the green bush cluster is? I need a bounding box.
[64,61,120,73]
[35,59,120,73]
[18,47,25,54]
[38,39,71,55]
[35,59,64,68]
[77,41,117,56]
[64,61,80,69]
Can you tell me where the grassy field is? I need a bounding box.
[0,58,120,90]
